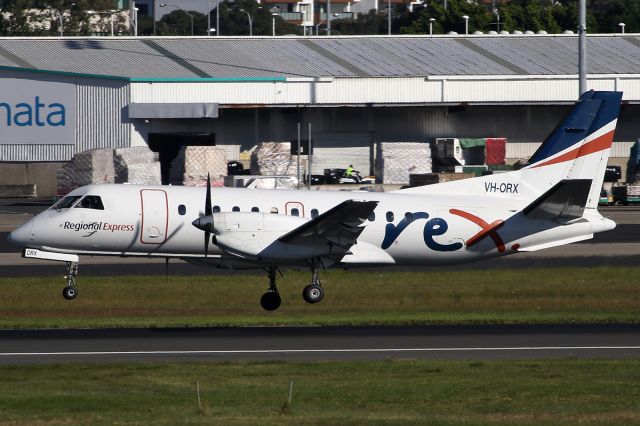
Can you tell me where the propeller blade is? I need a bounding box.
[205,172,212,217]
[204,231,210,257]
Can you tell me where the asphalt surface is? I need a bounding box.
[0,324,639,365]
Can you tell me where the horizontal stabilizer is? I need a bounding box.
[523,179,592,221]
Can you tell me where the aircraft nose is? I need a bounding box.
[8,220,34,247]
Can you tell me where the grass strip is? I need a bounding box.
[1,359,640,425]
[0,267,639,328]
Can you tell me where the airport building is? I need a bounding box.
[1,34,640,195]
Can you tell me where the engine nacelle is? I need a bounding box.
[211,212,305,260]
[210,212,349,262]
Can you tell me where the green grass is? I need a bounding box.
[1,359,640,425]
[0,267,639,328]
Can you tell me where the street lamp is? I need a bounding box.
[429,17,435,36]
[619,22,625,34]
[121,8,139,36]
[462,15,469,35]
[160,3,194,36]
[387,0,391,35]
[239,8,252,36]
[47,7,64,37]
[272,13,278,36]
[87,10,117,36]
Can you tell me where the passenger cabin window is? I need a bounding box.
[291,208,299,217]
[232,206,240,212]
[75,195,104,210]
[178,204,186,215]
[270,207,278,214]
[213,205,221,213]
[52,195,81,209]
[368,212,376,222]
[386,211,394,222]
[311,209,319,219]
[251,207,259,212]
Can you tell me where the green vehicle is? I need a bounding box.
[599,188,612,206]
[612,185,640,205]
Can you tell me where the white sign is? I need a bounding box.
[0,78,75,144]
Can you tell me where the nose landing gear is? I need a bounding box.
[260,267,281,311]
[62,261,79,300]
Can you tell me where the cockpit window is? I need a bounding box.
[75,195,104,210]
[51,195,82,209]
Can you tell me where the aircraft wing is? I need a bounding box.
[278,199,378,255]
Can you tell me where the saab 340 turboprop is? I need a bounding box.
[8,90,622,310]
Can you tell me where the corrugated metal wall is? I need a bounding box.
[0,70,130,162]
[131,77,640,106]
[76,80,130,154]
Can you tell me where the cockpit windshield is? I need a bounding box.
[51,195,82,210]
[75,195,104,210]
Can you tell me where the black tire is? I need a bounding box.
[302,284,324,304]
[62,286,78,300]
[260,291,281,311]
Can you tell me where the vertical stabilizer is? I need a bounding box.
[523,91,622,208]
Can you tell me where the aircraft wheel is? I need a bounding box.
[260,291,281,311]
[62,286,78,300]
[302,284,324,304]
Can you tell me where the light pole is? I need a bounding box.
[272,13,278,36]
[490,10,500,33]
[462,15,468,35]
[429,17,435,36]
[578,0,586,95]
[327,0,331,35]
[121,9,139,36]
[160,3,194,35]
[239,8,253,36]
[619,23,625,34]
[48,8,64,37]
[387,0,391,35]
[87,10,116,36]
[207,0,211,36]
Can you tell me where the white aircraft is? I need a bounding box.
[8,90,622,311]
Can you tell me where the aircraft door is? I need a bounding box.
[140,189,168,244]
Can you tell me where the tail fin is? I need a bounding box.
[523,90,623,209]
[396,91,623,208]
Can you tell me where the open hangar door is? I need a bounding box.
[147,133,215,185]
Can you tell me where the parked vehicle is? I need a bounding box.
[612,185,640,205]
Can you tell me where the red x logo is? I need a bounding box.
[449,209,506,253]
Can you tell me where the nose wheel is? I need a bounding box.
[62,284,78,300]
[260,267,281,311]
[62,261,79,301]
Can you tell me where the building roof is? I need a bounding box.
[0,35,639,81]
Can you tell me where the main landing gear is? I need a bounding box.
[302,264,324,304]
[259,261,325,311]
[62,261,79,300]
